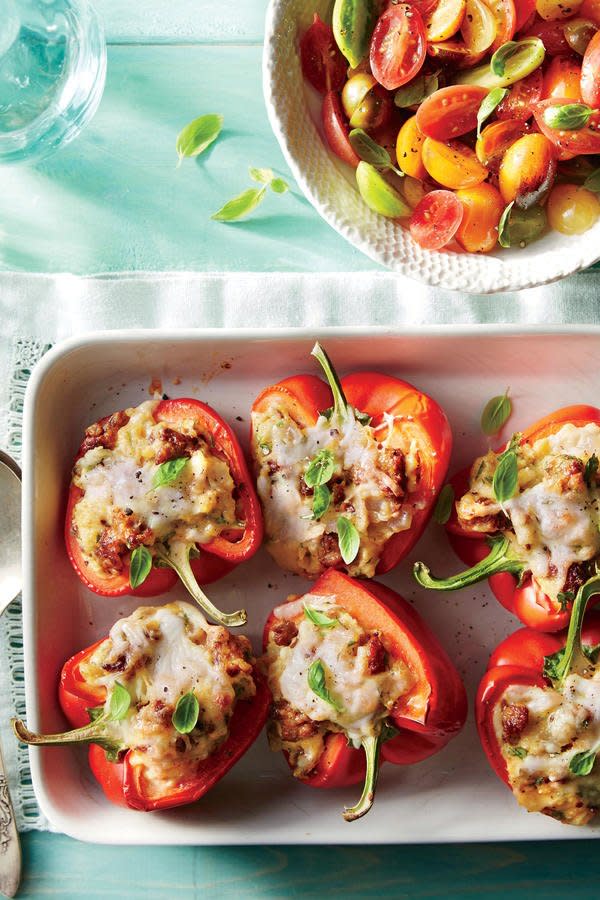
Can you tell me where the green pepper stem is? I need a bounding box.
[553,573,600,686]
[311,342,349,422]
[413,536,525,592]
[156,541,247,627]
[343,732,382,822]
[12,716,121,755]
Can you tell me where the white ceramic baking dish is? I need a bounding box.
[22,327,600,844]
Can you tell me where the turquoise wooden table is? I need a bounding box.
[2,2,600,897]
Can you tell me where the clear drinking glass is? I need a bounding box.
[0,0,106,164]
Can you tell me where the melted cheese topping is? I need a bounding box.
[79,602,255,799]
[497,666,600,825]
[252,405,423,578]
[263,594,414,776]
[72,401,238,576]
[457,423,600,599]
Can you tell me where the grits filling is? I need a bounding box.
[252,404,425,578]
[457,423,600,600]
[72,400,239,577]
[263,594,414,777]
[80,602,255,798]
[498,664,600,825]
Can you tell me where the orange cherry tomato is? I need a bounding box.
[476,118,528,169]
[461,0,498,54]
[397,115,428,178]
[542,55,583,100]
[581,30,600,106]
[496,69,543,120]
[416,85,489,139]
[422,137,489,188]
[409,189,464,248]
[370,4,427,90]
[423,0,467,41]
[426,39,486,65]
[581,0,600,24]
[486,0,518,50]
[455,182,504,251]
[321,91,360,168]
[534,98,600,154]
[513,0,537,31]
[498,132,558,205]
[535,0,584,19]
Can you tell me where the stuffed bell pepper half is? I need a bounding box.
[66,397,263,626]
[414,405,600,631]
[262,568,467,820]
[251,343,452,579]
[13,601,270,810]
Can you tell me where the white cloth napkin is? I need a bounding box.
[1,267,599,831]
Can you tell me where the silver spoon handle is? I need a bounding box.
[0,739,20,898]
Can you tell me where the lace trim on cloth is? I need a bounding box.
[0,338,52,831]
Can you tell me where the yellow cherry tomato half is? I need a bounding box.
[424,0,467,41]
[535,0,584,20]
[455,182,504,251]
[396,115,427,179]
[422,137,488,188]
[498,133,557,207]
[461,0,498,54]
[547,183,600,233]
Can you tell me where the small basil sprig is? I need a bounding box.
[433,484,454,525]
[583,168,600,193]
[129,545,153,589]
[308,659,344,712]
[212,167,289,222]
[394,72,439,109]
[584,454,599,489]
[108,682,131,721]
[176,113,223,164]
[508,746,527,759]
[312,483,331,520]
[493,435,519,503]
[172,692,200,734]
[477,87,508,138]
[153,456,188,488]
[337,516,360,564]
[304,605,338,628]
[481,389,512,436]
[569,743,600,777]
[349,129,404,177]
[491,41,520,77]
[304,449,335,487]
[543,103,593,131]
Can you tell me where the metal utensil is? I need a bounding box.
[0,451,22,897]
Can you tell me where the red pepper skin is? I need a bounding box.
[476,612,600,786]
[65,398,263,597]
[58,638,271,811]
[252,371,452,575]
[446,405,600,631]
[263,569,467,789]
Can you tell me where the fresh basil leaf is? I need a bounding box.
[312,483,331,520]
[304,604,338,628]
[498,201,514,249]
[304,449,335,487]
[497,202,547,248]
[583,168,600,193]
[354,409,372,426]
[176,113,223,162]
[108,682,131,721]
[380,721,399,743]
[249,167,273,183]
[270,178,289,194]
[172,692,200,734]
[86,705,104,723]
[569,747,597,777]
[433,484,455,525]
[211,187,267,222]
[543,103,593,131]
[129,545,153,589]
[490,41,520,77]
[508,746,527,759]
[337,516,360,564]
[349,128,391,168]
[481,390,512,436]
[153,456,188,488]
[394,72,439,108]
[584,453,598,489]
[543,647,566,681]
[307,659,344,712]
[493,441,518,503]
[557,590,575,612]
[477,87,508,138]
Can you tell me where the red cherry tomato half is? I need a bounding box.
[321,91,361,168]
[487,0,517,52]
[533,98,600,154]
[416,85,490,140]
[370,4,427,90]
[496,68,543,120]
[409,190,464,249]
[522,17,570,55]
[300,13,347,94]
[581,30,600,107]
[513,0,537,33]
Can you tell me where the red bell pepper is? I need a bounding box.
[262,568,467,820]
[66,397,263,627]
[13,615,271,812]
[414,405,600,632]
[251,342,452,578]
[476,573,600,824]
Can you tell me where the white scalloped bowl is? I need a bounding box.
[263,0,600,293]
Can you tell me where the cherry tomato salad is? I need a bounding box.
[300,0,600,252]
